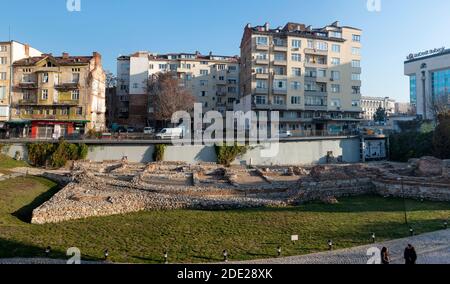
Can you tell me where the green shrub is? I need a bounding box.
[153,144,166,162]
[27,140,89,168]
[389,131,434,162]
[433,116,450,159]
[215,143,248,167]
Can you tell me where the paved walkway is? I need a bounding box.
[233,229,450,264]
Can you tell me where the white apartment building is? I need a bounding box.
[0,41,42,127]
[238,22,363,135]
[115,51,239,128]
[361,96,396,121]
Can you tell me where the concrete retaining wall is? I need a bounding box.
[1,137,362,166]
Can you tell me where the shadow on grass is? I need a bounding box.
[12,184,61,223]
[0,238,65,260]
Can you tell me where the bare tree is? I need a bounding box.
[428,94,450,120]
[147,72,195,127]
[105,70,117,88]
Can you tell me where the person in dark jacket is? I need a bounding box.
[381,247,390,264]
[404,244,417,264]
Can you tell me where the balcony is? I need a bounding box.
[54,83,79,91]
[273,59,287,66]
[305,105,328,111]
[53,99,80,106]
[273,45,288,52]
[216,91,227,97]
[255,58,269,65]
[304,48,328,56]
[316,76,329,83]
[254,87,268,94]
[254,73,269,80]
[18,99,37,105]
[255,44,269,51]
[304,61,327,68]
[273,88,287,95]
[273,74,287,80]
[352,67,362,74]
[17,82,38,89]
[305,90,328,97]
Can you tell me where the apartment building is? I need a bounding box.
[10,52,106,138]
[0,41,42,132]
[115,51,240,129]
[238,22,363,135]
[361,96,396,121]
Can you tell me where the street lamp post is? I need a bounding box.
[398,177,408,225]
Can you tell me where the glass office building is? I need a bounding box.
[431,68,450,104]
[409,75,417,107]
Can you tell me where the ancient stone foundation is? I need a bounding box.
[31,157,450,224]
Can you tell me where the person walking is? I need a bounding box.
[381,247,390,264]
[404,244,417,265]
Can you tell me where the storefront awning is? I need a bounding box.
[7,120,31,125]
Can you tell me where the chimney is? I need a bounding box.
[264,22,270,31]
[25,44,30,57]
[62,52,69,59]
[93,51,102,66]
[246,23,251,29]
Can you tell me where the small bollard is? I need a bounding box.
[409,227,414,236]
[277,246,282,257]
[371,233,376,243]
[104,249,109,261]
[45,246,51,258]
[328,240,333,251]
[164,251,168,264]
[444,221,448,229]
[223,250,228,263]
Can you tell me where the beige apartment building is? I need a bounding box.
[238,22,363,135]
[0,41,42,133]
[115,52,239,129]
[10,52,106,138]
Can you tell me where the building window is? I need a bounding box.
[23,90,32,101]
[292,39,301,48]
[305,83,316,92]
[76,107,83,115]
[159,64,167,70]
[0,45,7,52]
[72,73,80,83]
[228,66,237,71]
[0,57,7,65]
[255,53,268,60]
[255,67,267,74]
[316,42,328,51]
[0,106,8,117]
[201,91,207,97]
[292,68,301,77]
[431,68,450,104]
[352,73,361,81]
[290,81,301,90]
[352,100,360,107]
[256,80,267,89]
[255,95,267,105]
[133,83,138,89]
[317,69,327,78]
[352,60,361,68]
[331,71,341,80]
[22,74,33,83]
[200,61,208,65]
[61,108,69,115]
[291,53,301,62]
[331,99,341,107]
[274,53,286,61]
[200,70,209,75]
[0,72,7,80]
[291,96,301,104]
[273,96,285,105]
[42,73,49,83]
[352,34,361,42]
[71,90,80,100]
[410,75,417,106]
[331,84,340,93]
[331,58,341,65]
[330,31,342,38]
[274,80,287,90]
[352,86,361,94]
[41,89,48,100]
[200,80,208,86]
[332,44,341,53]
[0,86,6,100]
[256,36,268,46]
[352,47,361,55]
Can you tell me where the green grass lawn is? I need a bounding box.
[0,154,29,175]
[0,176,449,263]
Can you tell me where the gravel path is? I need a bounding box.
[232,229,450,264]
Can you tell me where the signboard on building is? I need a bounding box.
[406,47,446,60]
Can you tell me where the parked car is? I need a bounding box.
[127,127,136,133]
[276,130,293,138]
[143,127,155,135]
[156,128,183,140]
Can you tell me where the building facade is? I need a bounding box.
[394,102,414,115]
[238,22,363,135]
[115,51,239,129]
[405,48,450,120]
[0,41,42,130]
[10,52,106,138]
[361,96,396,121]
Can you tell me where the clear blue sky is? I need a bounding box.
[1,0,449,102]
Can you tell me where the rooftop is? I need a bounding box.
[13,52,100,66]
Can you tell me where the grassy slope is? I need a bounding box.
[0,154,29,174]
[0,176,449,263]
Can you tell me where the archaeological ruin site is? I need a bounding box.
[29,156,450,224]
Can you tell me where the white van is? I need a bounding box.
[156,128,183,140]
